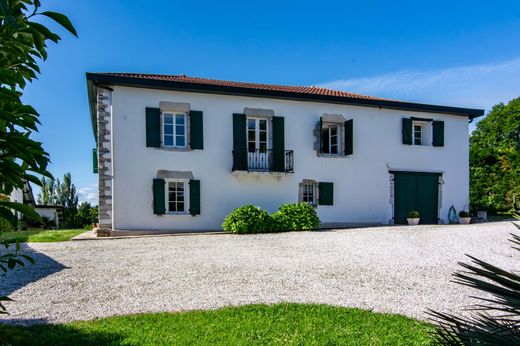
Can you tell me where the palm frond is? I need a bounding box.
[430,223,520,344]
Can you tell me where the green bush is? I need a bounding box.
[459,210,470,218]
[0,218,14,232]
[408,210,420,218]
[271,203,320,232]
[222,205,272,234]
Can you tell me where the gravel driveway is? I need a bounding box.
[1,221,518,325]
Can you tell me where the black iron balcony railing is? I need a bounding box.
[232,149,294,173]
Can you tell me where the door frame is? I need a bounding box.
[246,117,270,152]
[389,170,443,224]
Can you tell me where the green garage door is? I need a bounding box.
[393,172,440,224]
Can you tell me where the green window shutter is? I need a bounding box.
[232,113,247,170]
[190,110,204,150]
[272,116,285,172]
[432,120,445,147]
[402,118,412,145]
[92,148,98,173]
[152,179,166,215]
[344,119,353,155]
[146,107,161,148]
[318,182,334,205]
[189,180,201,216]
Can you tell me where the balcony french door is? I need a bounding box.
[247,118,269,170]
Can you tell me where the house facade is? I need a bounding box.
[86,73,483,235]
[10,181,63,228]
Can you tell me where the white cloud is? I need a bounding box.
[318,58,520,113]
[77,184,98,205]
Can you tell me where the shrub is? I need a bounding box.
[459,210,470,218]
[0,218,14,232]
[222,205,272,234]
[408,210,420,218]
[271,203,320,232]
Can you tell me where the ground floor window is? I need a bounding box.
[168,180,188,213]
[300,180,318,206]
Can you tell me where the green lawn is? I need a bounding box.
[0,304,434,345]
[0,229,85,243]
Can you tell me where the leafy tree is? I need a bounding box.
[429,216,520,344]
[76,202,98,228]
[0,0,76,314]
[470,98,520,212]
[0,0,77,223]
[55,173,78,227]
[36,176,56,205]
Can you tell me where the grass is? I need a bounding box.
[0,229,85,243]
[0,303,435,345]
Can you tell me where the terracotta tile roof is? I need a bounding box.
[86,72,484,119]
[100,72,389,102]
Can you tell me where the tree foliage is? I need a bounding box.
[0,1,75,314]
[76,202,98,229]
[0,0,77,222]
[36,176,55,205]
[470,98,520,212]
[36,173,83,227]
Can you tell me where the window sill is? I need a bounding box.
[164,212,191,216]
[318,154,349,158]
[158,147,191,152]
[408,144,437,149]
[232,170,293,177]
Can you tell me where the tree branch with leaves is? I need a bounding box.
[0,0,77,222]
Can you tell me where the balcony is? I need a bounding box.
[232,149,294,174]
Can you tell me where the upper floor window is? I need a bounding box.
[403,117,444,147]
[316,115,353,157]
[247,117,269,152]
[413,123,423,145]
[322,124,340,154]
[163,113,186,148]
[411,120,431,146]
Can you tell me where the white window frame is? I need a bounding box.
[412,120,432,147]
[162,112,187,149]
[300,181,318,206]
[322,123,342,155]
[413,123,423,146]
[246,117,270,152]
[166,179,189,214]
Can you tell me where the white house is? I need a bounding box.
[86,73,483,236]
[10,181,63,228]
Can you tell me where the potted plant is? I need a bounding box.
[407,211,420,225]
[459,210,471,224]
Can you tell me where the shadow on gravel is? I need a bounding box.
[0,244,66,297]
[0,322,124,346]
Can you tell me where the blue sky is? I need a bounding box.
[24,0,520,204]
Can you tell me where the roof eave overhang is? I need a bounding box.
[86,73,485,122]
[87,78,98,141]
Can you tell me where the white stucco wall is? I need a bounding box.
[34,207,58,224]
[108,86,469,231]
